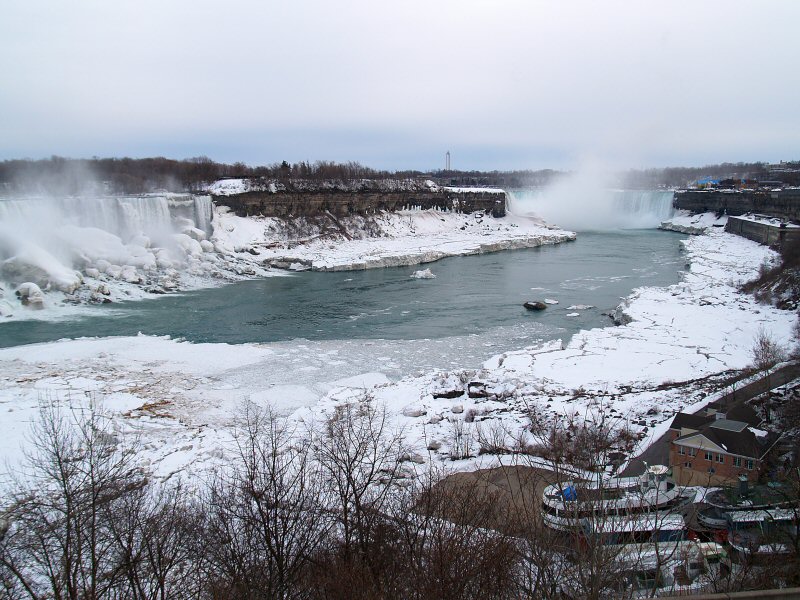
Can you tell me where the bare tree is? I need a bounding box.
[314,398,404,564]
[0,399,143,600]
[752,326,789,422]
[752,326,788,373]
[103,483,200,600]
[198,402,328,599]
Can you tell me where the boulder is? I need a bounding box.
[402,406,427,418]
[433,389,464,399]
[16,282,44,309]
[467,381,488,398]
[523,301,547,311]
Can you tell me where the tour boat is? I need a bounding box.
[541,465,686,531]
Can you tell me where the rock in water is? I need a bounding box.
[523,301,547,311]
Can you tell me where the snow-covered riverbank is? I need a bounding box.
[211,206,574,271]
[0,218,795,485]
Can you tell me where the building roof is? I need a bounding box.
[704,401,763,427]
[674,424,779,459]
[669,412,714,431]
[710,419,748,433]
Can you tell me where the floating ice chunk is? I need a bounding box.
[567,304,595,310]
[544,298,559,304]
[410,268,436,279]
[565,312,580,317]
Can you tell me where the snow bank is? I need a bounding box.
[661,211,727,235]
[211,208,574,272]
[318,228,796,470]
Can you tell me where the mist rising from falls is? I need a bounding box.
[508,188,675,231]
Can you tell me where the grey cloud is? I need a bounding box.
[1,0,798,168]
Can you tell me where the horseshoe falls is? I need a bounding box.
[508,189,675,231]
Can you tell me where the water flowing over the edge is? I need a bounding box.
[0,194,213,240]
[508,189,675,231]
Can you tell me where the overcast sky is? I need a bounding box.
[1,0,798,170]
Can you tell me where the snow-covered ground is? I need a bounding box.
[660,210,728,234]
[1,220,795,487]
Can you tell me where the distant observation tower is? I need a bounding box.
[445,151,451,171]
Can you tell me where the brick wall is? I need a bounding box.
[669,442,759,486]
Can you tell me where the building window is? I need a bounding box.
[716,454,724,464]
[684,462,692,468]
[707,467,715,474]
[689,448,697,457]
[678,446,685,455]
[704,451,713,461]
[733,457,742,467]
[746,459,754,470]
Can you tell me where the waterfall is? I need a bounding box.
[193,195,213,236]
[0,194,214,295]
[507,189,675,231]
[0,195,179,241]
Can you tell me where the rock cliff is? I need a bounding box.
[212,189,507,219]
[674,189,800,221]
